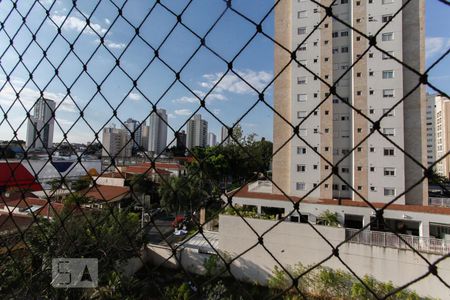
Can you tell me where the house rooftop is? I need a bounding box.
[83,185,130,203]
[232,181,450,216]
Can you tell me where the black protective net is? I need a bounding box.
[0,0,450,299]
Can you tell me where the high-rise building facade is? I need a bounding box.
[101,126,132,158]
[427,94,450,178]
[148,109,168,155]
[208,132,217,147]
[221,125,230,145]
[140,125,150,152]
[26,98,56,150]
[186,114,208,149]
[123,118,142,151]
[426,95,437,168]
[176,130,187,148]
[272,0,427,205]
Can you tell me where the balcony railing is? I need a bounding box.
[429,197,450,208]
[345,228,450,256]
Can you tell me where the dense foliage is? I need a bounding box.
[268,263,432,300]
[0,209,143,299]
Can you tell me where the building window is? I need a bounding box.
[298,27,307,35]
[384,187,396,196]
[341,0,348,3]
[296,182,306,190]
[382,70,394,79]
[297,111,307,119]
[299,129,307,137]
[383,108,395,117]
[341,31,349,37]
[298,10,307,18]
[384,148,395,156]
[382,51,394,60]
[384,167,396,176]
[298,94,307,102]
[297,165,306,172]
[383,89,395,98]
[370,186,377,192]
[370,147,375,152]
[298,76,307,84]
[332,32,339,38]
[382,14,393,23]
[341,167,349,173]
[313,165,318,170]
[382,32,394,41]
[357,166,362,171]
[341,47,349,53]
[297,147,306,154]
[383,128,395,136]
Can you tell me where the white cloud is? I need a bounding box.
[173,96,198,104]
[426,37,450,59]
[105,40,126,49]
[0,81,77,113]
[172,90,227,105]
[168,113,176,119]
[200,69,273,95]
[105,18,111,25]
[127,92,142,101]
[174,109,192,116]
[51,14,107,35]
[212,109,220,115]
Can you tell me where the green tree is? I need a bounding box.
[8,209,145,299]
[317,209,340,227]
[71,176,92,191]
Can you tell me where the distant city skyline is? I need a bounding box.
[0,0,448,146]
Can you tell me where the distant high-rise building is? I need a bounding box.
[123,118,142,150]
[176,130,187,148]
[428,94,450,178]
[140,125,150,151]
[186,114,208,148]
[26,98,56,150]
[101,126,132,158]
[221,125,230,145]
[148,109,168,155]
[426,95,437,168]
[272,0,427,204]
[208,132,217,147]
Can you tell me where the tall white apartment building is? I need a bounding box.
[426,95,437,168]
[208,132,217,147]
[123,118,142,150]
[221,125,230,145]
[186,114,208,148]
[101,126,132,158]
[148,109,168,155]
[26,98,56,150]
[273,0,427,205]
[427,94,450,178]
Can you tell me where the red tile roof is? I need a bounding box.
[140,162,183,170]
[0,213,33,233]
[232,184,450,216]
[124,166,172,176]
[83,185,130,202]
[98,172,127,179]
[3,197,65,216]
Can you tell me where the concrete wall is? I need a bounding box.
[146,244,210,276]
[219,215,450,299]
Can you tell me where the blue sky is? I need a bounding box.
[0,0,449,145]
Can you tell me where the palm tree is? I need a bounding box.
[317,210,340,227]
